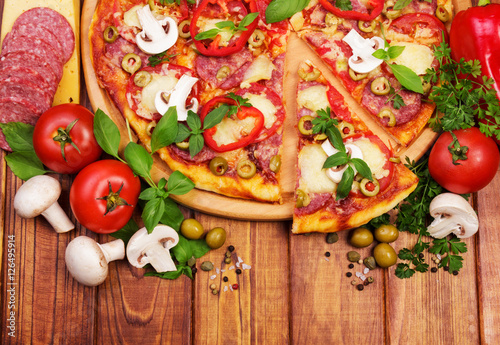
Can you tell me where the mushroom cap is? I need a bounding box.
[126,225,179,268]
[14,175,62,218]
[65,236,109,287]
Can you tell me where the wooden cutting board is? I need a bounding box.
[81,0,438,221]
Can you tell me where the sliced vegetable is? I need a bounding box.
[319,0,384,21]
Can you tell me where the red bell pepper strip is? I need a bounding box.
[450,0,500,101]
[319,0,384,21]
[201,96,264,152]
[190,0,259,57]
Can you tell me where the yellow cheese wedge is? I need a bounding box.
[1,0,80,105]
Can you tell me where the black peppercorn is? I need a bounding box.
[418,253,424,259]
[431,267,438,273]
[348,263,354,269]
[325,251,331,257]
[236,269,242,275]
[357,284,364,291]
[228,245,235,252]
[363,280,369,286]
[444,266,450,271]
[191,267,198,274]
[346,272,352,277]
[453,270,459,276]
[223,276,228,282]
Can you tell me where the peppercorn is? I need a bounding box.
[367,276,374,283]
[224,257,231,264]
[363,280,369,286]
[225,251,232,258]
[346,272,352,278]
[431,267,438,273]
[444,266,450,271]
[419,253,424,259]
[357,284,364,291]
[236,269,242,275]
[351,280,357,285]
[228,245,235,252]
[348,263,354,269]
[453,270,459,276]
[325,251,331,257]
[212,289,219,295]
[232,283,239,290]
[210,283,216,290]
[191,267,198,274]
[223,276,228,282]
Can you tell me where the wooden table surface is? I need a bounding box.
[2,0,500,344]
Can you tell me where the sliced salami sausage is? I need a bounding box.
[0,51,63,82]
[12,7,75,63]
[9,24,65,60]
[0,66,58,95]
[0,76,53,115]
[0,97,40,151]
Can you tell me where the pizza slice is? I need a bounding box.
[292,61,419,233]
[289,0,451,147]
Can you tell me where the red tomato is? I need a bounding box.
[33,104,103,174]
[388,13,448,45]
[429,128,500,194]
[70,160,141,234]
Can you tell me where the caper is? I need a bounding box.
[298,65,321,81]
[325,12,338,27]
[326,232,339,244]
[436,5,450,22]
[237,159,257,179]
[358,20,376,33]
[349,227,374,248]
[175,141,190,150]
[146,121,157,136]
[295,189,310,208]
[133,70,152,87]
[216,66,231,80]
[364,256,377,270]
[298,115,314,135]
[103,26,119,43]
[187,256,196,267]
[200,261,214,271]
[360,178,380,197]
[205,227,227,249]
[181,218,204,240]
[349,68,367,81]
[378,108,396,127]
[374,224,399,243]
[248,29,265,47]
[269,155,281,173]
[121,53,141,74]
[178,20,191,38]
[337,121,355,138]
[373,243,397,268]
[371,77,391,96]
[209,157,229,176]
[347,251,361,262]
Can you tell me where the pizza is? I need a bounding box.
[292,61,418,233]
[89,0,451,231]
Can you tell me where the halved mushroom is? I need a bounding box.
[155,74,199,121]
[427,193,479,239]
[126,225,179,272]
[14,175,74,233]
[342,29,384,74]
[135,5,178,55]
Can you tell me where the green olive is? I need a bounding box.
[359,178,380,197]
[337,121,355,138]
[298,65,321,81]
[384,6,402,20]
[421,76,432,95]
[175,141,190,150]
[371,77,391,96]
[216,66,231,80]
[205,227,227,249]
[374,224,399,243]
[296,189,310,208]
[146,121,157,136]
[133,71,152,87]
[349,227,374,248]
[122,53,142,74]
[148,0,156,10]
[349,68,367,81]
[325,12,339,27]
[248,29,265,47]
[209,157,229,176]
[269,155,281,173]
[436,5,450,22]
[358,20,376,33]
[181,218,205,240]
[178,20,191,38]
[237,159,257,179]
[314,133,328,141]
[103,26,119,43]
[298,115,314,135]
[373,243,397,268]
[378,108,396,127]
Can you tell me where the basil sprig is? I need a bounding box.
[265,0,310,24]
[194,12,259,41]
[335,0,353,11]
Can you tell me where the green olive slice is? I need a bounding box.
[178,20,191,38]
[371,77,391,96]
[325,13,339,27]
[298,65,321,81]
[146,121,157,136]
[337,121,355,138]
[122,53,142,74]
[378,108,396,127]
[175,141,190,150]
[237,159,257,179]
[436,6,450,22]
[384,4,402,20]
[314,133,328,141]
[269,155,281,173]
[133,71,152,87]
[298,115,314,135]
[103,26,119,43]
[349,68,367,81]
[358,20,376,33]
[389,157,401,163]
[216,66,231,80]
[360,178,380,197]
[148,0,156,10]
[296,189,310,208]
[248,29,265,47]
[209,157,228,176]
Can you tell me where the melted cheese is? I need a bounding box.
[289,12,304,31]
[298,144,336,193]
[212,115,257,146]
[123,5,143,28]
[243,93,277,129]
[141,74,178,113]
[297,85,329,113]
[349,137,389,180]
[388,42,433,76]
[240,55,275,88]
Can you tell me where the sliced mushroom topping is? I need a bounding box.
[154,74,199,121]
[135,5,178,55]
[342,29,384,74]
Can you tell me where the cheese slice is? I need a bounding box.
[1,0,81,105]
[297,85,329,113]
[387,42,433,76]
[298,144,336,194]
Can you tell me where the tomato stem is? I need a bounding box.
[96,181,133,215]
[447,132,469,165]
[52,119,81,161]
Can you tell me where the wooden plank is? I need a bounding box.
[193,215,290,344]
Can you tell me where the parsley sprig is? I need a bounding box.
[148,52,179,67]
[335,0,353,11]
[194,12,259,41]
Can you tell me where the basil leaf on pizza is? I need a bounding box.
[389,64,424,94]
[265,0,310,23]
[151,107,178,153]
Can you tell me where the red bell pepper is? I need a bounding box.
[319,0,384,21]
[201,96,264,152]
[190,0,259,57]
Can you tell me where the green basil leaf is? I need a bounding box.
[172,235,193,264]
[142,197,165,233]
[394,0,412,10]
[322,151,349,169]
[4,152,48,180]
[189,133,204,158]
[175,123,191,143]
[151,107,178,152]
[160,198,184,231]
[186,111,202,131]
[215,20,235,30]
[110,218,139,246]
[158,177,167,190]
[372,48,389,61]
[167,170,195,196]
[350,158,373,180]
[145,265,192,279]
[190,239,211,259]
[123,142,153,179]
[336,165,355,200]
[265,0,309,24]
[202,104,229,130]
[239,12,259,29]
[387,45,405,60]
[194,28,220,41]
[326,127,345,153]
[389,64,424,94]
[139,187,158,201]
[94,109,121,159]
[0,122,34,152]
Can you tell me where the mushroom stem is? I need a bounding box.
[143,242,176,272]
[427,215,462,239]
[41,202,74,233]
[98,239,126,262]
